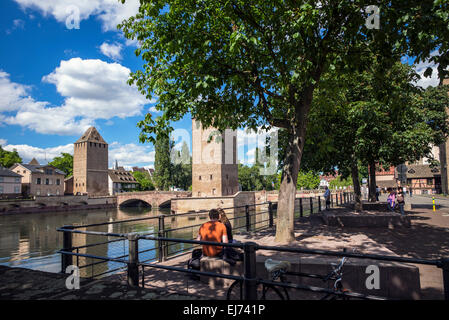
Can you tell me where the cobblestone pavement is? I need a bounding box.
[0,265,204,300]
[1,199,447,300]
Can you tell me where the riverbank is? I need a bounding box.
[0,265,203,300]
[0,195,116,215]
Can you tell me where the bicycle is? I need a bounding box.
[226,249,353,300]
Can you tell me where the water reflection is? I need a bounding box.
[0,205,269,278]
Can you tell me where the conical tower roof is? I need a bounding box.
[28,158,40,165]
[75,127,107,144]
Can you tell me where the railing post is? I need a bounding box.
[318,196,321,212]
[310,197,313,215]
[268,202,273,228]
[300,198,303,217]
[61,225,74,273]
[245,205,250,232]
[440,258,449,300]
[127,233,139,287]
[243,242,258,300]
[340,192,343,204]
[158,216,165,262]
[336,193,338,206]
[331,193,334,208]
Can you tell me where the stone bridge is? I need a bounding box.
[116,191,192,208]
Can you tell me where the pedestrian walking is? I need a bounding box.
[376,185,380,202]
[397,190,406,215]
[387,188,396,212]
[324,186,331,210]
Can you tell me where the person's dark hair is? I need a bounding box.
[209,209,220,220]
[218,208,230,225]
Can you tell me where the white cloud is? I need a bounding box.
[0,58,149,135]
[3,143,73,164]
[413,51,441,89]
[3,141,155,168]
[0,139,7,146]
[109,141,155,168]
[99,42,123,61]
[14,0,140,32]
[0,71,30,112]
[149,106,160,113]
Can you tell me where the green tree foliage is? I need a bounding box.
[48,153,73,177]
[171,141,192,190]
[119,0,449,242]
[153,131,172,190]
[296,171,320,190]
[132,171,155,191]
[0,146,22,168]
[329,176,353,190]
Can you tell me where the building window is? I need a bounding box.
[56,179,60,185]
[45,179,49,185]
[15,177,20,182]
[14,186,20,193]
[90,142,92,147]
[226,174,229,179]
[212,188,216,195]
[37,178,41,185]
[199,176,202,181]
[426,178,433,186]
[0,186,3,193]
[45,169,53,175]
[0,177,3,182]
[210,174,213,180]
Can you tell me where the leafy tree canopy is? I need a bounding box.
[49,153,73,177]
[0,146,22,168]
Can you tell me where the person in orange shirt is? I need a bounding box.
[196,209,228,257]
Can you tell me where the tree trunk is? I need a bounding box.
[351,161,363,211]
[368,161,377,202]
[275,127,303,244]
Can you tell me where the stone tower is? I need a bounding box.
[192,119,238,197]
[73,127,109,196]
[439,78,449,194]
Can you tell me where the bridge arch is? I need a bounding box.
[158,199,171,208]
[119,198,152,208]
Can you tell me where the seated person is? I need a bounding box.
[196,209,228,257]
[218,208,233,243]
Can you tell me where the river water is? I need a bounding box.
[0,206,256,278]
[0,207,214,277]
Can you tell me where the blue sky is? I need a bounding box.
[0,1,439,169]
[0,0,197,168]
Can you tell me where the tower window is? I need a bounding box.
[199,176,202,181]
[212,188,216,195]
[210,174,212,180]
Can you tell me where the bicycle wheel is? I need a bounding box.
[259,284,286,300]
[227,280,244,300]
[227,281,286,300]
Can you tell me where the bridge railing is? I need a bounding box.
[57,192,354,280]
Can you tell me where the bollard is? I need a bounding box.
[245,205,250,232]
[158,216,165,262]
[300,198,303,217]
[127,233,140,287]
[310,197,313,215]
[433,197,436,212]
[440,258,449,300]
[268,202,273,228]
[243,242,258,300]
[61,225,74,273]
[318,196,321,212]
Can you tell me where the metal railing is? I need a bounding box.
[59,191,445,301]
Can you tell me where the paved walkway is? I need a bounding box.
[106,201,448,300]
[0,265,204,300]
